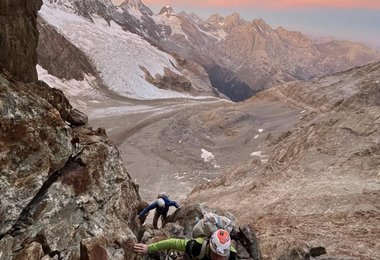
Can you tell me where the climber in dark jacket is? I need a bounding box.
[139,193,180,229]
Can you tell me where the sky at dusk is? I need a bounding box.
[113,0,380,46]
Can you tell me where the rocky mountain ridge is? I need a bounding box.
[178,13,380,100]
[186,61,380,258]
[112,2,380,101]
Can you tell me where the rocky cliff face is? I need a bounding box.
[0,68,143,260]
[0,1,144,258]
[0,0,42,83]
[141,53,220,96]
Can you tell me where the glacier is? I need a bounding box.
[39,1,192,100]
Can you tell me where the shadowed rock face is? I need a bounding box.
[0,1,145,257]
[37,17,98,81]
[0,71,72,237]
[0,71,144,259]
[205,64,254,101]
[141,66,192,93]
[0,0,43,83]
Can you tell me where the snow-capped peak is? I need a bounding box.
[158,6,175,15]
[120,0,147,11]
[120,0,142,8]
[119,0,153,16]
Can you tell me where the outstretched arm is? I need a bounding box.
[149,238,187,253]
[134,239,188,254]
[168,199,180,208]
[139,201,157,217]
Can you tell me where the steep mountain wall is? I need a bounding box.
[0,1,144,259]
[0,72,144,258]
[0,0,42,82]
[37,17,99,81]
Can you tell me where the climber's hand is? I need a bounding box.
[134,243,148,254]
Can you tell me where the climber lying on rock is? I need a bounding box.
[134,229,237,260]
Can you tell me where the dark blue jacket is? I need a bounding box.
[139,197,179,217]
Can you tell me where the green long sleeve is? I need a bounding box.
[148,238,188,253]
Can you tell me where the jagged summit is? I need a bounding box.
[158,5,175,15]
[119,0,153,16]
[225,12,244,22]
[177,11,203,23]
[225,13,245,23]
[120,0,143,7]
[252,18,269,27]
[205,12,246,30]
[206,13,224,24]
[250,18,274,34]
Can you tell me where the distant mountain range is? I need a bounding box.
[38,0,380,101]
[150,7,380,100]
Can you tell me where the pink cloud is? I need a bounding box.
[140,0,380,9]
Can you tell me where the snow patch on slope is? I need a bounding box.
[122,4,143,21]
[195,24,222,41]
[154,14,188,40]
[40,2,191,100]
[37,65,95,97]
[201,149,215,162]
[216,29,228,40]
[154,12,223,42]
[250,151,263,157]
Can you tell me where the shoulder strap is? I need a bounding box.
[197,239,209,259]
[215,216,221,229]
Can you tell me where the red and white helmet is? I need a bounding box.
[209,229,231,256]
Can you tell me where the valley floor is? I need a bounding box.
[71,92,302,204]
[62,62,380,258]
[63,92,304,236]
